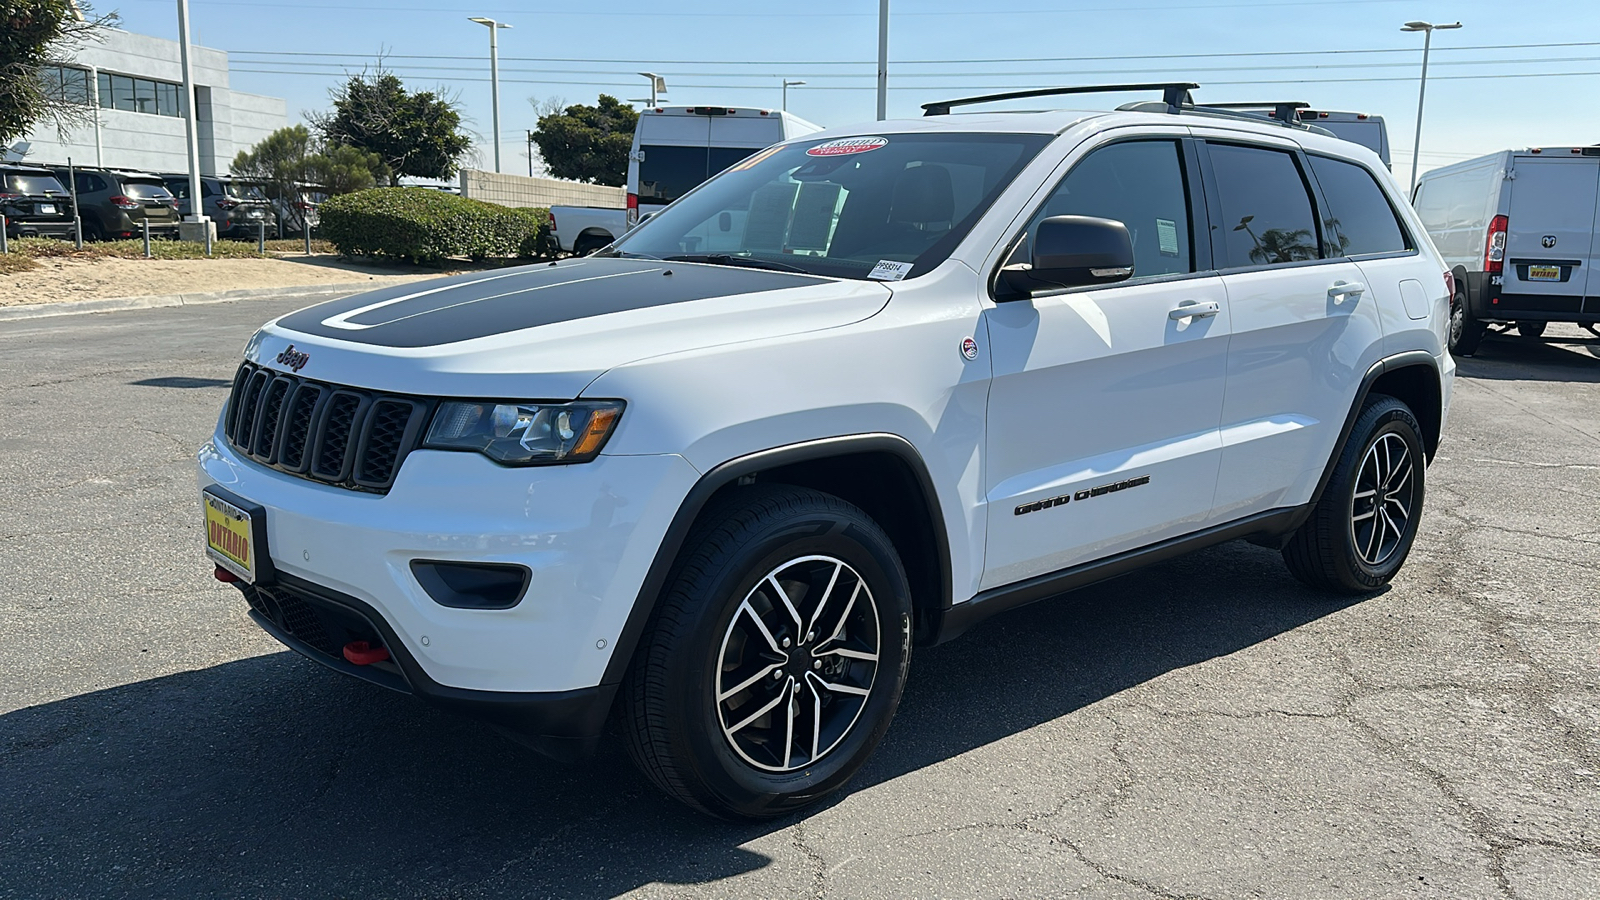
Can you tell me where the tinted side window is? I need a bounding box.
[1307,155,1410,256]
[1025,140,1193,280]
[1207,143,1320,267]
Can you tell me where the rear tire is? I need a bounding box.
[572,234,610,256]
[1516,320,1547,339]
[1282,396,1426,594]
[1449,286,1485,356]
[81,219,104,242]
[622,485,912,820]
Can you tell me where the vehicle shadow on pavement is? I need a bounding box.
[1458,332,1600,382]
[0,541,1362,899]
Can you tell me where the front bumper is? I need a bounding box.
[239,571,618,759]
[197,427,699,743]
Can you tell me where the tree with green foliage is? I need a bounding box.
[313,69,471,185]
[1,0,114,143]
[232,125,390,202]
[529,94,637,186]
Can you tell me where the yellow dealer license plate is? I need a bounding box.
[1528,265,1562,281]
[204,490,258,582]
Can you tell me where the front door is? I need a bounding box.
[982,138,1230,590]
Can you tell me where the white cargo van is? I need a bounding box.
[1301,110,1391,169]
[1212,104,1390,168]
[1412,146,1600,354]
[550,106,822,255]
[627,106,821,225]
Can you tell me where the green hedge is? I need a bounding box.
[318,187,555,264]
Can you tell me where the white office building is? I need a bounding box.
[16,28,287,175]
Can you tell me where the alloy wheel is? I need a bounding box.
[1350,432,1415,566]
[714,555,881,773]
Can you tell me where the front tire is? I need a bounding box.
[1282,396,1426,594]
[622,485,912,819]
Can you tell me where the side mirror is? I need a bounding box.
[998,215,1135,298]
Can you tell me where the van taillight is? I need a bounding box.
[1484,215,1508,274]
[1444,271,1455,298]
[626,192,638,226]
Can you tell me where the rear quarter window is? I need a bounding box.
[1308,155,1410,256]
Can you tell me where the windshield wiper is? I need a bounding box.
[662,253,811,274]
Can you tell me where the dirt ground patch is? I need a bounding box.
[0,253,481,307]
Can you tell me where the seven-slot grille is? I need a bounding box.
[223,362,430,493]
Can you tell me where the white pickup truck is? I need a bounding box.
[550,105,821,255]
[547,206,628,256]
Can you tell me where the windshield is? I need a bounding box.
[614,132,1051,280]
[4,172,66,195]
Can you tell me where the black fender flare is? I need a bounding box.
[1275,349,1442,540]
[599,433,953,686]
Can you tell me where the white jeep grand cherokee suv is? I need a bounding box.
[198,84,1453,819]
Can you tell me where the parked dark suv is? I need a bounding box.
[1,164,75,239]
[163,175,277,239]
[57,167,179,241]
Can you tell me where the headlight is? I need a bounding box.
[423,400,624,465]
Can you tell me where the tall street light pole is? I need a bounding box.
[469,17,512,174]
[782,79,806,112]
[175,0,207,241]
[876,0,889,120]
[639,73,666,107]
[1402,20,1462,195]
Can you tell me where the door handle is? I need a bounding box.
[1328,281,1367,299]
[1168,300,1220,321]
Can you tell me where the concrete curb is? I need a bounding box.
[0,281,391,323]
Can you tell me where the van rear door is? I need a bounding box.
[1503,157,1600,317]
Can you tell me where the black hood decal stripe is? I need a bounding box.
[326,265,661,331]
[275,258,828,348]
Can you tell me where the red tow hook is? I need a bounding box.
[343,641,390,666]
[213,565,240,583]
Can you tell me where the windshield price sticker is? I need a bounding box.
[807,136,889,157]
[869,260,915,281]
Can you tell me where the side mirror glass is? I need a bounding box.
[999,215,1135,298]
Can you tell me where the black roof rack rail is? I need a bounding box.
[1199,101,1310,124]
[921,82,1199,116]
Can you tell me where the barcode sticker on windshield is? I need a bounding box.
[869,260,915,281]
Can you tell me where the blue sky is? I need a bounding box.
[107,0,1599,180]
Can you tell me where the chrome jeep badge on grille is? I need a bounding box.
[275,344,310,372]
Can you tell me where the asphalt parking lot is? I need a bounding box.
[1,299,1596,899]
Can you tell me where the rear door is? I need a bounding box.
[634,114,713,213]
[124,179,177,225]
[1198,137,1385,521]
[1503,156,1600,316]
